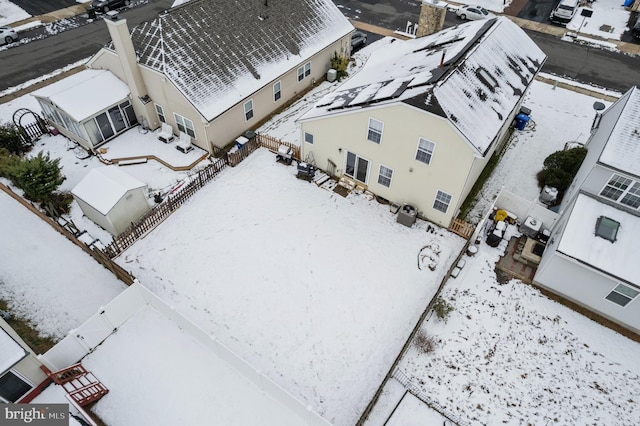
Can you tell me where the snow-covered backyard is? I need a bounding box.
[1,8,640,426]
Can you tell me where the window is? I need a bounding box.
[345,151,369,183]
[600,174,640,209]
[304,132,314,145]
[174,113,195,138]
[244,100,254,121]
[273,81,281,102]
[433,190,452,213]
[595,216,620,243]
[416,138,435,165]
[378,165,393,188]
[155,104,166,123]
[621,182,640,208]
[0,371,32,403]
[297,62,311,82]
[367,118,383,144]
[605,284,639,307]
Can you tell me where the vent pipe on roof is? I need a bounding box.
[264,0,268,6]
[439,49,446,68]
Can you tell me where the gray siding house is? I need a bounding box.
[534,86,640,333]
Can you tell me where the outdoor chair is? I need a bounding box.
[157,123,174,143]
[176,132,194,153]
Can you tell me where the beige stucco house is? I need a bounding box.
[298,18,546,227]
[85,0,354,154]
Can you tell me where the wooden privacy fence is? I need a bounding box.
[104,158,227,258]
[449,218,475,240]
[256,133,300,160]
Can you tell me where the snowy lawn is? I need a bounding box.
[394,236,640,425]
[0,191,126,342]
[566,0,632,40]
[116,148,465,425]
[0,0,29,26]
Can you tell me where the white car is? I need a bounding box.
[0,26,18,45]
[456,5,495,21]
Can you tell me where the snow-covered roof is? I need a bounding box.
[557,192,640,286]
[31,69,130,122]
[82,304,322,426]
[300,17,546,156]
[126,0,353,121]
[599,86,640,177]
[0,327,27,375]
[72,166,147,215]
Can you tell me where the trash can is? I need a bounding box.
[87,7,96,19]
[514,112,530,130]
[243,130,256,140]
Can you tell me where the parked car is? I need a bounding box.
[456,5,495,21]
[549,0,579,25]
[91,0,132,13]
[351,31,367,50]
[0,26,18,45]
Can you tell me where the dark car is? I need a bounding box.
[351,31,367,50]
[91,0,132,13]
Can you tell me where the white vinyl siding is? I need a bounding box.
[367,118,383,144]
[416,138,435,165]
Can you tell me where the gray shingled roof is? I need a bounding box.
[128,0,353,121]
[300,18,546,157]
[599,86,640,177]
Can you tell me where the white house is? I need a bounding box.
[72,165,150,235]
[297,17,546,227]
[32,69,136,151]
[83,0,354,154]
[534,86,640,334]
[0,319,47,403]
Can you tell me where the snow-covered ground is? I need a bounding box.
[1,14,640,426]
[115,147,465,425]
[0,0,29,26]
[0,190,126,341]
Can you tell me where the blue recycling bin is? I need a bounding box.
[514,113,530,130]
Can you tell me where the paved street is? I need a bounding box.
[0,0,639,95]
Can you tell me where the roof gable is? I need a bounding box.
[72,166,147,215]
[599,86,640,177]
[129,0,353,121]
[300,18,546,156]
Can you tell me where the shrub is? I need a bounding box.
[330,52,349,81]
[6,151,65,203]
[433,296,455,321]
[536,146,587,193]
[414,329,437,354]
[42,192,74,218]
[0,122,30,155]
